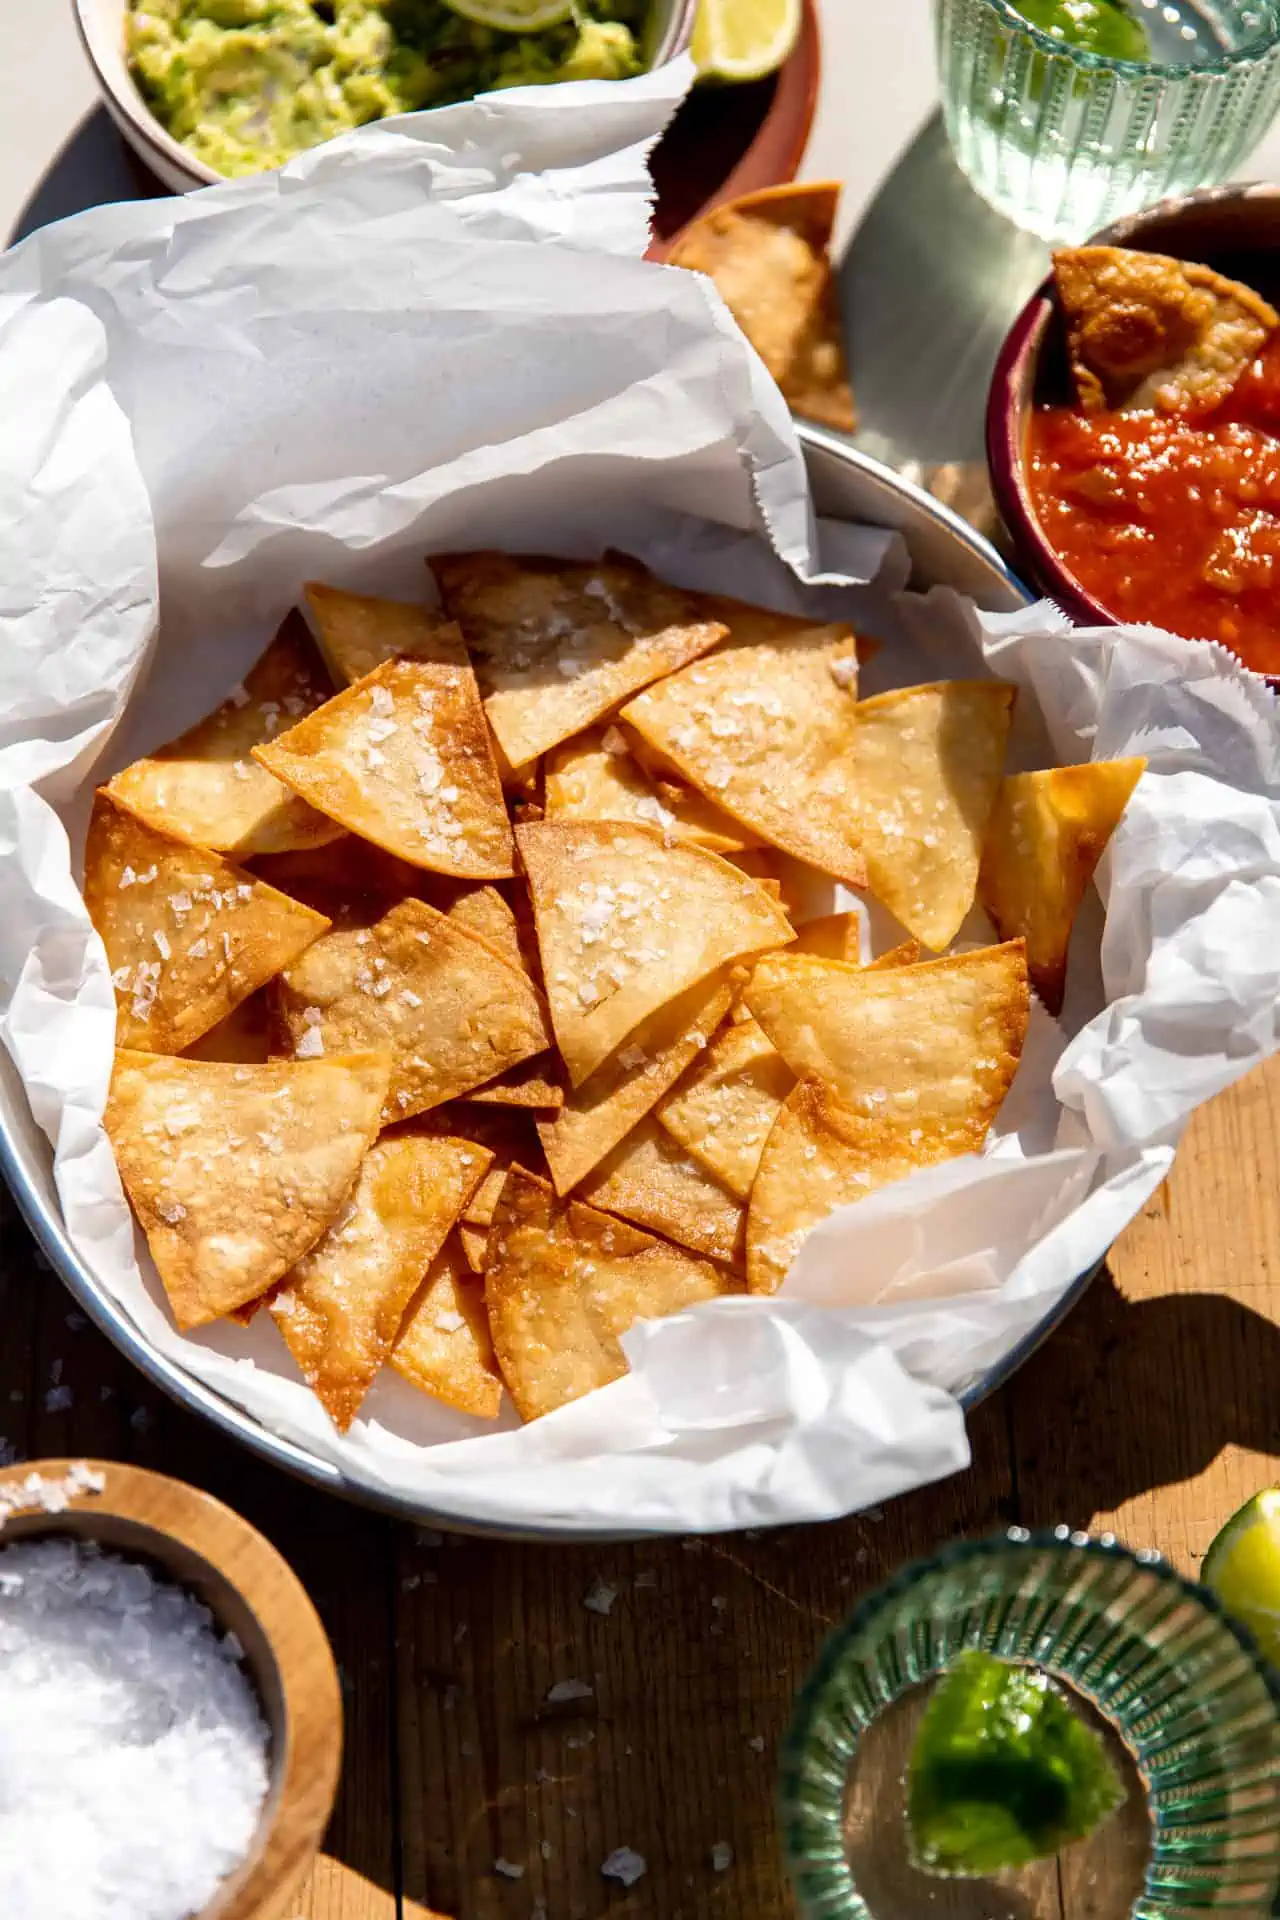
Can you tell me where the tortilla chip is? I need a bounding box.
[655,1015,794,1200]
[254,655,514,879]
[431,551,727,769]
[430,881,523,972]
[494,741,541,797]
[466,1162,509,1229]
[852,680,1015,950]
[417,1105,541,1227]
[270,1132,491,1430]
[183,990,273,1065]
[106,613,342,858]
[545,726,754,853]
[391,1230,504,1419]
[275,896,550,1124]
[1053,246,1277,415]
[414,883,561,1107]
[516,819,792,1086]
[744,942,1029,1135]
[466,1061,563,1109]
[670,183,855,433]
[250,835,425,917]
[577,1117,744,1266]
[978,758,1145,1015]
[536,968,738,1193]
[867,939,924,970]
[304,583,467,685]
[620,604,866,885]
[746,1076,989,1295]
[105,1049,390,1330]
[722,846,781,883]
[459,1223,490,1275]
[86,792,330,1054]
[484,1166,737,1421]
[791,912,863,963]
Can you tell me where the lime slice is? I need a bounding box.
[1014,0,1152,61]
[1202,1488,1280,1667]
[907,1651,1126,1878]
[442,0,574,31]
[692,0,802,82]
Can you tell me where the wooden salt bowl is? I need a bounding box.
[0,1458,342,1920]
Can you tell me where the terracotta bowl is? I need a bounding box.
[986,181,1280,629]
[0,1459,342,1920]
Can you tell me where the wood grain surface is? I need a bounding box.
[3,1054,1277,1920]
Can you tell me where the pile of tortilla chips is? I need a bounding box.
[93,558,1144,1430]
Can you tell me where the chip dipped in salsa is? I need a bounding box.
[1027,245,1280,675]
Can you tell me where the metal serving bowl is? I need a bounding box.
[986,181,1280,629]
[0,430,1052,1539]
[73,0,698,195]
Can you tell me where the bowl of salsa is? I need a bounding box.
[987,183,1280,681]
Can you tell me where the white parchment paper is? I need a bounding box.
[2,67,1278,1534]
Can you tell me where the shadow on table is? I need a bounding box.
[8,106,159,248]
[837,112,1050,476]
[1005,1263,1280,1532]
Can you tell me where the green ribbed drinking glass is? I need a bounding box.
[781,1529,1280,1920]
[935,0,1280,242]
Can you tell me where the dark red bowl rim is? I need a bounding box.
[985,277,1116,630]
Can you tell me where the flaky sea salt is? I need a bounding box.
[0,1537,270,1920]
[601,1847,646,1887]
[545,1677,593,1704]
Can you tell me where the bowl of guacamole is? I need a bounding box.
[74,0,692,190]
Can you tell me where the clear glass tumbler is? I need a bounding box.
[780,1529,1280,1920]
[935,0,1280,242]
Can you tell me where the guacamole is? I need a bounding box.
[128,0,648,178]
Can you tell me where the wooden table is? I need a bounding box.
[5,16,1280,1917]
[5,1056,1277,1920]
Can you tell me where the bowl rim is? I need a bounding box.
[984,269,1114,628]
[0,1456,343,1920]
[974,0,1280,76]
[986,179,1280,637]
[72,0,699,192]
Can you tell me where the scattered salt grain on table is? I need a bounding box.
[0,1536,270,1920]
[546,1677,593,1704]
[601,1846,646,1887]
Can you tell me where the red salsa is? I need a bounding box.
[1028,334,1280,675]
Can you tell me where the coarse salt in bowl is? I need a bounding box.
[0,1535,269,1920]
[0,1459,342,1920]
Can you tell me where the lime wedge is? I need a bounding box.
[907,1651,1126,1878]
[1202,1488,1280,1667]
[692,0,802,82]
[1013,0,1152,61]
[442,0,573,31]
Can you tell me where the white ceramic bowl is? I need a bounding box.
[73,0,698,193]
